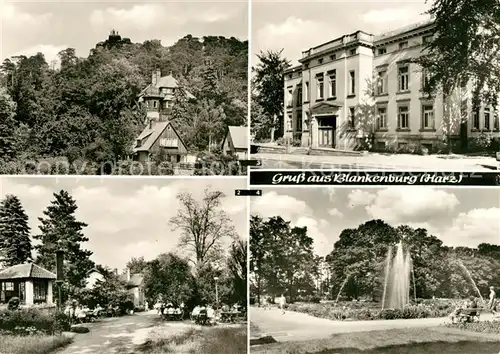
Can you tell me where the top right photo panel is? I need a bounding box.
[250,0,500,171]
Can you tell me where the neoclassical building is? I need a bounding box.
[283,20,500,151]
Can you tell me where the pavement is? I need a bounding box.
[58,311,190,354]
[252,153,499,171]
[250,307,496,343]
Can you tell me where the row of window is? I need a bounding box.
[287,34,434,78]
[146,100,174,109]
[286,104,500,132]
[287,70,356,106]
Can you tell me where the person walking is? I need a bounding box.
[279,294,286,315]
[489,286,497,311]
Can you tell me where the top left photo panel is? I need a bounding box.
[0,0,249,176]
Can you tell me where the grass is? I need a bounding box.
[138,325,247,354]
[0,334,73,354]
[250,327,500,354]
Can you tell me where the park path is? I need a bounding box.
[58,311,162,354]
[252,153,498,170]
[250,307,496,342]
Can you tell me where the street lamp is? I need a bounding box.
[214,276,219,305]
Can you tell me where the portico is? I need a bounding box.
[309,101,343,149]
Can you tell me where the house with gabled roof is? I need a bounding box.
[119,268,145,308]
[0,263,55,306]
[132,70,196,163]
[222,126,248,160]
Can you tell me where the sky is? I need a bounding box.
[251,187,500,257]
[252,0,432,65]
[0,0,248,64]
[0,176,248,270]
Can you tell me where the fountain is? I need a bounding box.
[457,259,485,305]
[335,274,350,303]
[381,241,412,309]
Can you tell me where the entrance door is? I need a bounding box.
[317,116,336,148]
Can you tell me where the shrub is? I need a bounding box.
[446,320,500,334]
[8,297,20,311]
[0,309,70,335]
[70,325,90,333]
[468,133,491,153]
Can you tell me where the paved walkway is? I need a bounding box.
[250,307,496,342]
[59,311,174,354]
[252,153,498,170]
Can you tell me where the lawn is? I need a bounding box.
[0,334,73,354]
[250,327,500,354]
[137,324,247,354]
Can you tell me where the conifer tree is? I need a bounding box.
[0,195,32,266]
[34,190,94,287]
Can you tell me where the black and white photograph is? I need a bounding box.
[0,176,247,353]
[250,0,500,170]
[250,187,500,353]
[0,1,248,176]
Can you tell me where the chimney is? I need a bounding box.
[114,268,118,276]
[151,69,158,85]
[126,268,131,282]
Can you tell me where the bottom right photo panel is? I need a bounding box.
[249,187,500,354]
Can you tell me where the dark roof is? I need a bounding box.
[226,126,248,150]
[0,263,56,280]
[132,121,187,153]
[138,75,195,99]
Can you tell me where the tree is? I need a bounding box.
[143,253,194,305]
[0,195,32,266]
[252,50,291,142]
[227,238,247,305]
[34,190,94,288]
[0,88,18,160]
[126,256,148,274]
[169,188,237,266]
[416,0,500,149]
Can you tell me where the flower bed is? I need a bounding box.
[0,309,70,335]
[287,299,455,321]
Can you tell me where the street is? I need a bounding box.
[58,311,194,354]
[250,307,495,342]
[251,153,499,171]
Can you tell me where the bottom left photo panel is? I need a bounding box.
[0,176,248,354]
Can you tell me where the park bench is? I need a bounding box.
[453,307,484,323]
[164,310,183,321]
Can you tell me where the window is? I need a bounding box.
[329,71,337,97]
[377,107,387,129]
[484,107,491,130]
[153,100,158,108]
[286,114,292,131]
[165,101,173,108]
[287,88,293,107]
[305,82,310,102]
[472,107,480,130]
[494,112,499,131]
[317,75,324,99]
[398,66,409,91]
[348,107,356,129]
[160,138,178,147]
[423,35,433,44]
[297,85,303,105]
[376,70,387,95]
[349,71,355,95]
[399,41,408,50]
[422,104,434,129]
[378,48,387,55]
[349,48,356,55]
[398,106,409,129]
[297,111,303,132]
[33,280,47,302]
[421,69,430,91]
[4,282,14,291]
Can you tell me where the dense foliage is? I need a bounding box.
[250,216,500,303]
[0,195,32,266]
[0,309,70,335]
[0,33,247,172]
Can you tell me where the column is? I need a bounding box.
[47,280,53,305]
[25,280,34,305]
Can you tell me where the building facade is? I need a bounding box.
[284,20,500,151]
